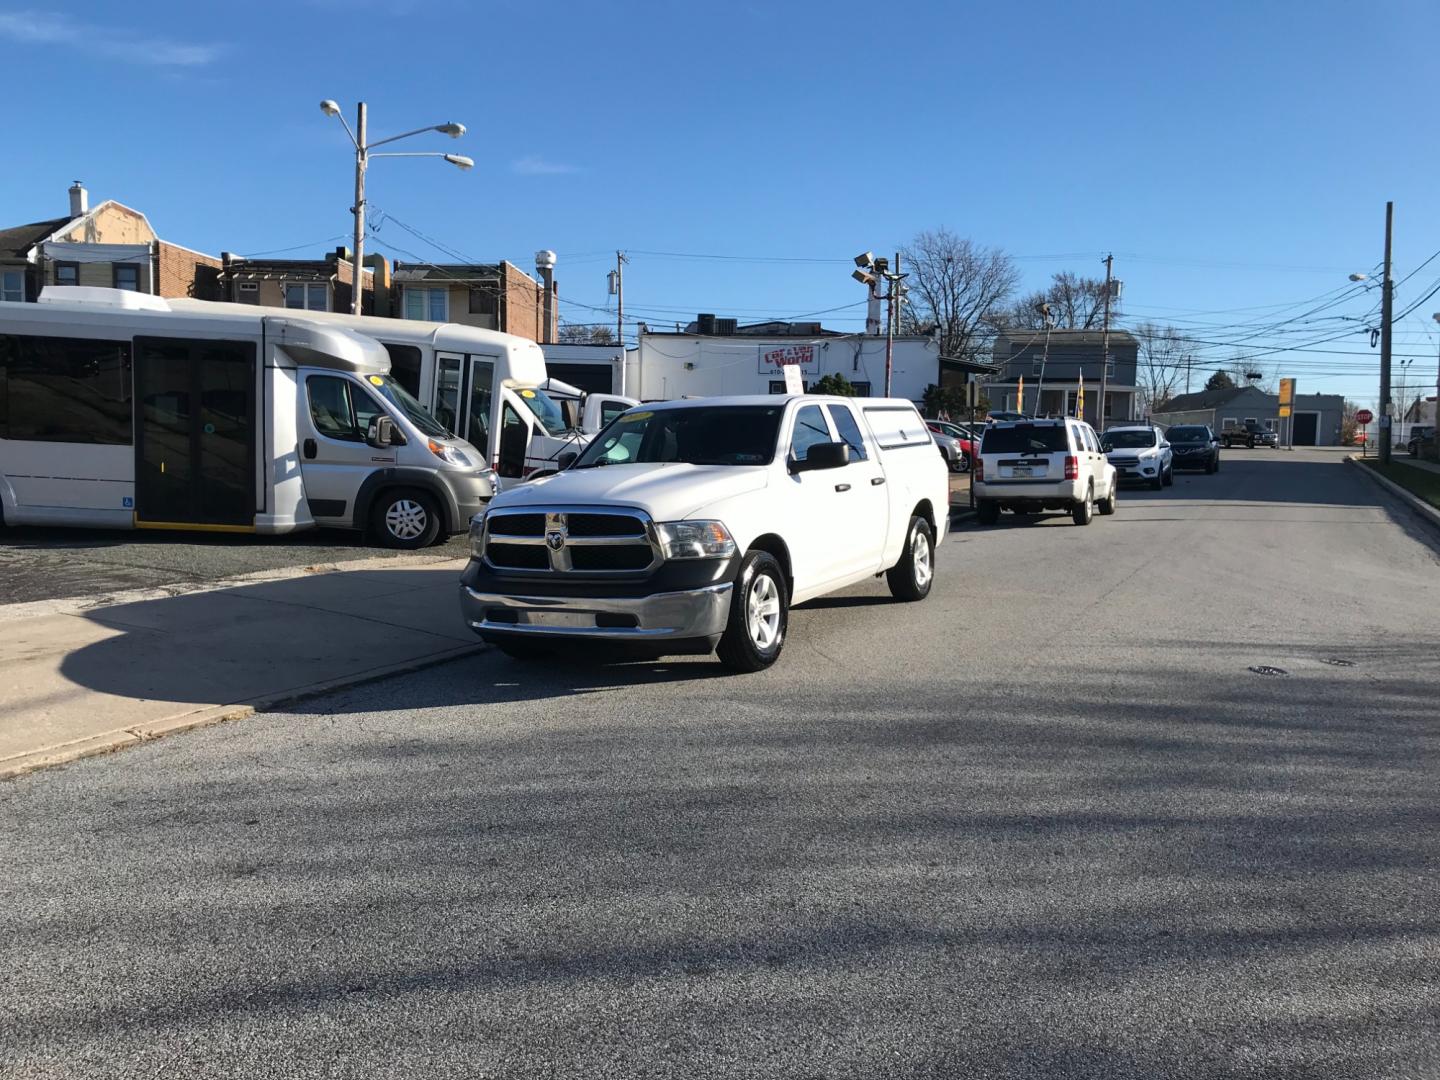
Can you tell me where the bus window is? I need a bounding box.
[433,355,461,434]
[381,343,423,400]
[467,357,494,455]
[498,402,528,478]
[0,333,132,444]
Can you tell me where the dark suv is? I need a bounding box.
[1408,425,1436,458]
[1166,424,1221,473]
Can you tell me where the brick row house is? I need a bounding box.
[1,183,559,344]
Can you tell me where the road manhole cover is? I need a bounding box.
[1320,657,1356,667]
[1248,665,1289,677]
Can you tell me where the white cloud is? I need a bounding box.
[0,9,221,67]
[512,156,580,176]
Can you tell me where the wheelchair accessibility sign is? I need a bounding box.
[122,497,133,508]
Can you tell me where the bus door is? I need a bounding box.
[459,354,498,465]
[133,337,257,530]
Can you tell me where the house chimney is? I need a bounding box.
[535,249,557,343]
[68,180,88,217]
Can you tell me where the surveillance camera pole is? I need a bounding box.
[350,103,368,315]
[1099,253,1113,429]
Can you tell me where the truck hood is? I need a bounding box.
[492,463,769,520]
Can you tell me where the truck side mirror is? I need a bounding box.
[789,441,851,473]
[367,415,398,449]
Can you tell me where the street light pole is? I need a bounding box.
[320,99,471,316]
[352,102,367,316]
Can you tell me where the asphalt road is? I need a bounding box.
[3,449,1439,1078]
[0,525,470,606]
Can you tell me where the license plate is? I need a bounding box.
[1011,466,1033,476]
[523,610,594,628]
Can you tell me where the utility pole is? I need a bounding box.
[615,251,626,352]
[1184,354,1193,395]
[1099,253,1113,429]
[1380,202,1394,464]
[884,252,901,398]
[351,102,368,315]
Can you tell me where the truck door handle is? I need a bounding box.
[834,483,851,492]
[303,438,317,460]
[871,476,886,486]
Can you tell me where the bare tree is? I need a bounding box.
[898,228,1019,362]
[1133,322,1189,412]
[557,321,617,345]
[1002,272,1111,331]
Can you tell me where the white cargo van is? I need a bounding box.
[0,288,493,547]
[166,299,636,488]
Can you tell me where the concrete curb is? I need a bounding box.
[1346,455,1440,533]
[0,642,484,782]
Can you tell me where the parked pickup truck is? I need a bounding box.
[459,394,948,671]
[1220,420,1277,448]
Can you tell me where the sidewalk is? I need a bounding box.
[0,558,480,779]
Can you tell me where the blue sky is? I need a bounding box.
[3,0,1438,409]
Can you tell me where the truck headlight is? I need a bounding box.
[656,520,736,560]
[468,513,487,558]
[428,438,471,467]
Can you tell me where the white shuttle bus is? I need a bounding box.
[166,298,635,487]
[0,288,495,547]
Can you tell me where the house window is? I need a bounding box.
[113,264,140,292]
[1,270,22,303]
[54,262,79,287]
[285,283,328,311]
[1032,353,1043,375]
[1264,418,1279,431]
[468,286,497,317]
[236,282,259,305]
[1221,416,1237,430]
[404,286,448,322]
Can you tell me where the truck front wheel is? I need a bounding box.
[371,488,442,549]
[886,515,935,601]
[717,550,788,673]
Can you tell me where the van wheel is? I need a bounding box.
[717,550,787,673]
[887,516,935,602]
[976,500,1000,525]
[1072,486,1095,526]
[371,488,441,549]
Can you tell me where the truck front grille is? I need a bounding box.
[482,506,661,576]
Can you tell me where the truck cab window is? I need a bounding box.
[308,376,362,441]
[825,404,868,461]
[789,404,832,462]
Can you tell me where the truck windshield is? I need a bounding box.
[514,386,568,436]
[367,374,449,438]
[573,406,784,468]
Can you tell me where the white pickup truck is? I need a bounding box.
[459,394,948,671]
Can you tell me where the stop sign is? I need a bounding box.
[1355,409,1374,424]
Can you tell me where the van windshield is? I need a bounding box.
[573,406,784,468]
[981,424,1070,454]
[367,374,448,438]
[514,387,568,436]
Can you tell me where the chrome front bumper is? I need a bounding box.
[460,582,733,640]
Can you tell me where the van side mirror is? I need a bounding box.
[367,414,398,448]
[789,441,851,474]
[558,451,578,470]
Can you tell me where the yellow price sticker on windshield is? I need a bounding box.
[368,375,384,386]
[623,411,653,422]
[520,389,536,398]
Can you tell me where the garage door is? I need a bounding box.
[1292,412,1319,446]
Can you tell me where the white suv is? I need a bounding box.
[1100,425,1173,489]
[973,417,1117,526]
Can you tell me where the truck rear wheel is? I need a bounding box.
[886,515,934,601]
[1072,485,1095,526]
[371,487,441,549]
[717,550,787,673]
